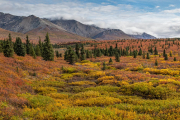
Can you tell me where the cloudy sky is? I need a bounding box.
[0,0,180,38]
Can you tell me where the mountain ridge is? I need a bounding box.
[0,12,156,41]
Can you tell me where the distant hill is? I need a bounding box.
[0,28,25,41]
[0,12,156,41]
[50,19,106,38]
[130,32,156,39]
[0,12,91,43]
[92,29,133,40]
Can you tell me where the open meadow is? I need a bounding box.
[1,38,180,119]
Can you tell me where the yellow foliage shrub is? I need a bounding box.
[23,107,52,119]
[97,76,118,85]
[143,68,179,76]
[69,81,96,86]
[47,93,68,99]
[100,80,118,85]
[61,73,73,80]
[72,72,87,77]
[159,79,180,86]
[111,108,137,119]
[62,67,77,73]
[97,76,114,82]
[74,96,121,106]
[118,81,129,86]
[72,91,100,99]
[55,99,72,107]
[88,71,106,79]
[75,61,100,69]
[34,87,57,95]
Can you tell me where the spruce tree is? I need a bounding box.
[133,50,137,58]
[56,51,59,58]
[109,58,113,64]
[3,39,14,57]
[42,33,54,61]
[75,43,80,58]
[126,49,129,56]
[35,45,41,56]
[102,62,106,71]
[122,49,126,56]
[64,50,68,60]
[174,57,177,61]
[146,53,150,59]
[14,37,26,56]
[9,33,12,42]
[164,54,168,60]
[86,50,90,58]
[104,48,109,56]
[169,51,172,57]
[96,48,102,57]
[38,37,43,55]
[115,43,118,49]
[118,48,121,57]
[29,44,36,59]
[80,45,86,61]
[69,50,76,64]
[26,35,30,55]
[154,47,158,55]
[163,49,166,57]
[109,46,114,56]
[115,52,120,62]
[138,48,142,56]
[155,59,158,66]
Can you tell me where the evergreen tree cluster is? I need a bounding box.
[2,33,54,61]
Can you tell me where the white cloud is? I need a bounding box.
[156,6,160,8]
[169,4,175,7]
[0,0,180,38]
[163,8,180,14]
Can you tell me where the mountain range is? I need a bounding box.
[0,12,156,43]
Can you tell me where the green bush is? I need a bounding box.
[21,94,54,108]
[62,67,78,73]
[120,82,174,99]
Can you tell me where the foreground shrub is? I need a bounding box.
[143,68,179,76]
[34,87,57,95]
[120,82,174,99]
[61,73,73,80]
[62,67,78,73]
[87,71,106,79]
[52,107,152,120]
[69,81,96,86]
[72,91,100,99]
[74,96,121,106]
[85,85,119,92]
[21,94,54,108]
[47,93,69,99]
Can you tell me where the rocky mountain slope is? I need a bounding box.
[0,12,91,43]
[130,32,156,39]
[92,29,133,40]
[50,19,106,38]
[0,12,156,41]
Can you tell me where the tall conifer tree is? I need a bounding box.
[26,35,30,54]
[3,39,14,57]
[14,37,26,56]
[42,33,54,61]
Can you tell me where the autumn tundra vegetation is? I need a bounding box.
[1,33,180,119]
